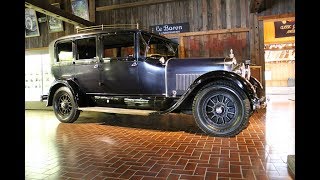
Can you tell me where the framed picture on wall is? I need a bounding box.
[25,8,40,37]
[47,3,64,33]
[71,0,89,20]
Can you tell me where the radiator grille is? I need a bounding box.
[176,74,201,91]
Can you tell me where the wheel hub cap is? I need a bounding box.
[60,101,68,109]
[204,94,236,126]
[215,105,225,114]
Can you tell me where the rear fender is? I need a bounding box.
[46,79,80,107]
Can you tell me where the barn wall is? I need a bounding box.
[25,0,295,91]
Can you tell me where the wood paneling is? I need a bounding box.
[96,0,186,11]
[176,31,249,61]
[259,0,295,16]
[250,66,262,83]
[95,0,258,32]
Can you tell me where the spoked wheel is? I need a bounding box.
[193,81,250,137]
[53,87,80,123]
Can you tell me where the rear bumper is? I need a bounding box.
[252,96,267,110]
[40,95,48,102]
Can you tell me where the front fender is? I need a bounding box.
[196,71,257,99]
[46,79,80,106]
[159,71,258,114]
[249,76,264,97]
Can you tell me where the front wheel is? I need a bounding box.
[53,86,80,123]
[192,82,250,137]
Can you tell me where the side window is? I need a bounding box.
[75,37,96,60]
[56,41,72,62]
[102,33,135,61]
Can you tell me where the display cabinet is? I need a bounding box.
[25,53,55,101]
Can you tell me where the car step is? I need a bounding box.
[78,107,157,116]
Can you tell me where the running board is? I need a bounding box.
[78,107,157,116]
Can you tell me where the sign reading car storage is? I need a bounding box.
[274,20,295,38]
[150,22,190,35]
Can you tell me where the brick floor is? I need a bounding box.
[25,95,294,180]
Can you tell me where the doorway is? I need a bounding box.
[262,17,295,97]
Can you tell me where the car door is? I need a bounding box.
[73,35,103,93]
[99,32,140,95]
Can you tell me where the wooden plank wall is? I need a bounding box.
[96,0,251,31]
[259,0,295,16]
[96,0,252,62]
[181,32,249,60]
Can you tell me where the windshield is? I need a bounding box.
[140,32,178,60]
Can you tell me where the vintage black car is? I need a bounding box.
[42,26,266,137]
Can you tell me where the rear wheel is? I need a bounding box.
[53,87,80,123]
[192,81,250,137]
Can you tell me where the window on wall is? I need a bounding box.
[56,41,73,62]
[75,37,96,60]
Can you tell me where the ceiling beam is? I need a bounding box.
[25,0,95,27]
[96,0,187,11]
[88,0,95,23]
[258,13,295,21]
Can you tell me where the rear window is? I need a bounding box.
[56,41,72,62]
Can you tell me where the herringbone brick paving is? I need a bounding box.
[25,98,294,180]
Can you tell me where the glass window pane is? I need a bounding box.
[76,37,96,59]
[57,41,72,62]
[102,34,134,59]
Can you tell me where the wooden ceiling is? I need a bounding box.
[25,0,95,27]
[96,0,187,11]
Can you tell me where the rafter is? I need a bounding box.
[96,0,187,11]
[25,0,95,27]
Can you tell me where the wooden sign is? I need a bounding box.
[150,22,190,35]
[274,20,295,38]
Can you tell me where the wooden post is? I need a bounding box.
[179,36,185,58]
[202,0,208,31]
[225,0,231,29]
[258,20,266,95]
[89,0,95,23]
